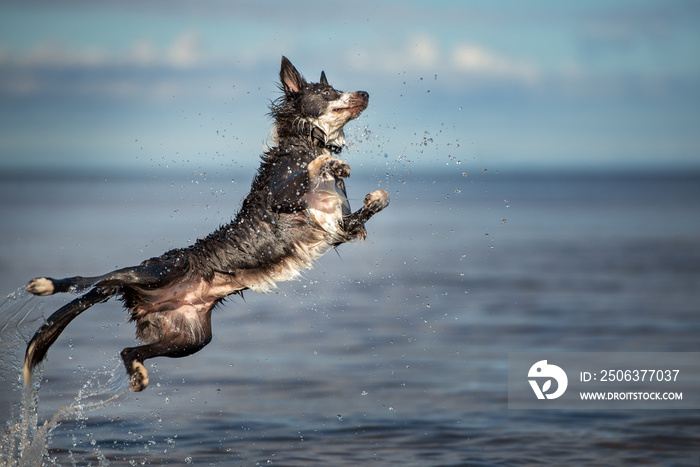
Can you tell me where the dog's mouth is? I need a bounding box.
[333,102,367,118]
[331,91,369,118]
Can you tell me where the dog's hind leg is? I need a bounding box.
[23,287,114,385]
[26,275,106,296]
[26,261,184,296]
[120,310,214,392]
[344,190,390,238]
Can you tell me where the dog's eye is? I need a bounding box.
[321,90,331,97]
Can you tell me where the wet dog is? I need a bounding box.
[24,56,389,391]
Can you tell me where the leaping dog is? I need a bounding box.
[24,56,389,392]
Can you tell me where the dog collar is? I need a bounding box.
[309,128,343,154]
[325,144,342,155]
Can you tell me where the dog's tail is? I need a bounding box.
[24,288,111,386]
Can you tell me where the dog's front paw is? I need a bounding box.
[26,277,55,296]
[364,190,390,213]
[328,157,350,178]
[307,154,350,180]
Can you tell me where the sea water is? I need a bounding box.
[1,169,699,465]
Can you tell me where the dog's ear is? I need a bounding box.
[280,56,307,94]
[320,71,328,86]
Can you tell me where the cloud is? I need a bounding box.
[129,39,158,65]
[0,31,220,100]
[451,44,539,84]
[3,31,208,70]
[347,35,541,90]
[19,41,110,68]
[166,32,205,69]
[407,35,441,70]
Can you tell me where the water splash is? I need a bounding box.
[0,288,131,466]
[0,287,47,466]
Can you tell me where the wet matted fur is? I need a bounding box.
[23,56,389,391]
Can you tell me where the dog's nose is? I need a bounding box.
[358,91,369,101]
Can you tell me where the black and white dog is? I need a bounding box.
[24,57,389,392]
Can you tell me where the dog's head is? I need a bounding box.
[271,56,369,150]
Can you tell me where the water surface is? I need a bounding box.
[1,169,699,465]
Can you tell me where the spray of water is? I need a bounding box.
[0,288,130,466]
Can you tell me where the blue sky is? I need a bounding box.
[1,0,699,173]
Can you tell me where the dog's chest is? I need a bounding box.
[302,174,349,237]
